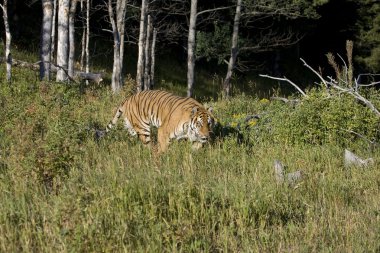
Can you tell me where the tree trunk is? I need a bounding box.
[187,0,197,97]
[136,0,147,92]
[150,28,157,89]
[40,0,53,81]
[144,15,152,90]
[68,0,78,78]
[80,17,85,71]
[223,0,241,99]
[116,0,127,85]
[56,0,70,82]
[85,0,90,84]
[50,0,57,65]
[1,0,12,82]
[108,0,126,93]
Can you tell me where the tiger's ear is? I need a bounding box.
[207,106,213,114]
[191,107,199,117]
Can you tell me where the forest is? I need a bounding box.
[2,0,379,96]
[0,0,379,252]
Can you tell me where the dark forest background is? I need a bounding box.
[2,0,379,97]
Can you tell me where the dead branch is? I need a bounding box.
[300,58,380,117]
[274,160,303,185]
[270,96,300,104]
[259,74,307,97]
[0,57,103,84]
[344,149,374,168]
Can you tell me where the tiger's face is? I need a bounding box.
[188,107,214,143]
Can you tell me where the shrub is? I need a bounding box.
[213,89,380,147]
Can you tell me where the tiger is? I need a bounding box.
[105,90,215,153]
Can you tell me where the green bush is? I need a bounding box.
[212,88,380,147]
[267,89,380,146]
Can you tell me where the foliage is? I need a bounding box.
[267,89,380,146]
[196,22,231,64]
[0,67,380,252]
[353,0,380,72]
[214,88,380,147]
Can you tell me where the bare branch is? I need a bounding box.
[196,5,233,17]
[358,81,380,87]
[301,58,380,117]
[259,74,307,97]
[300,58,328,88]
[270,96,300,104]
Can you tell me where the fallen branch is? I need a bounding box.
[344,149,374,168]
[274,160,303,186]
[300,58,380,117]
[0,57,103,84]
[270,96,300,104]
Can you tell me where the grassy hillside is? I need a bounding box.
[0,65,379,252]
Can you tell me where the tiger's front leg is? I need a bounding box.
[157,127,170,153]
[191,142,203,150]
[138,134,151,145]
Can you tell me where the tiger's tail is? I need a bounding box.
[105,107,124,133]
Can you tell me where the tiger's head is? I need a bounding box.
[188,106,215,143]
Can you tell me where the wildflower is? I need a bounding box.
[247,120,257,127]
[230,122,238,128]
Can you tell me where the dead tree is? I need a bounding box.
[0,0,12,82]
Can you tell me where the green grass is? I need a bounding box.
[0,65,380,252]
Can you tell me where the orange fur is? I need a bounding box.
[106,90,214,153]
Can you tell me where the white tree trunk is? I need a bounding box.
[80,19,85,71]
[144,15,152,90]
[50,0,57,65]
[108,0,126,93]
[136,0,147,92]
[223,0,241,98]
[68,0,78,78]
[56,0,70,82]
[40,0,53,81]
[150,28,157,89]
[85,0,90,84]
[187,0,197,97]
[1,0,12,82]
[116,0,127,85]
[79,0,86,72]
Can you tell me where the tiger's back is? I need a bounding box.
[106,90,214,152]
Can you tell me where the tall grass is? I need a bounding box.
[0,66,379,252]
